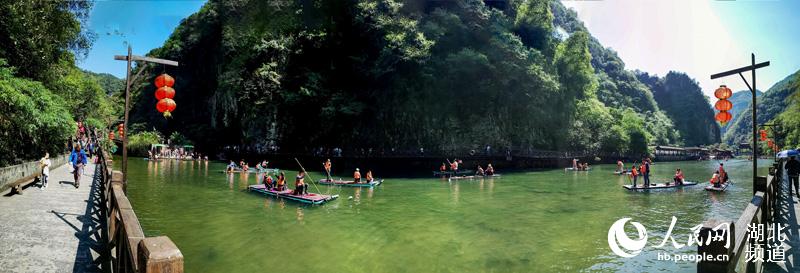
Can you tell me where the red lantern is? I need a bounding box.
[714,99,732,111]
[714,85,732,100]
[109,132,115,140]
[715,111,732,125]
[155,86,175,100]
[760,129,767,141]
[157,98,177,118]
[155,74,175,88]
[768,139,774,147]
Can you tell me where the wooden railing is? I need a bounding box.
[97,148,184,273]
[697,162,782,273]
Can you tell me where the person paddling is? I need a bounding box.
[264,173,274,190]
[616,160,624,173]
[354,168,362,183]
[718,163,728,183]
[323,159,332,181]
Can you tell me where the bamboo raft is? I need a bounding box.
[318,179,383,187]
[247,184,338,205]
[447,174,501,180]
[623,181,698,191]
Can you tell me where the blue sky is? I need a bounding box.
[79,0,800,100]
[562,0,800,98]
[77,0,207,78]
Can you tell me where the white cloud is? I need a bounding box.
[561,0,766,98]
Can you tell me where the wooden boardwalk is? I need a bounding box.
[0,161,108,273]
[767,163,800,273]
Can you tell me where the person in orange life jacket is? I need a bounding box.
[630,164,639,187]
[718,163,728,183]
[673,168,684,185]
[710,171,722,188]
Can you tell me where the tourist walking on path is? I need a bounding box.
[69,145,87,188]
[786,156,800,198]
[39,153,51,189]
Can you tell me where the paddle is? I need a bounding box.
[294,158,323,195]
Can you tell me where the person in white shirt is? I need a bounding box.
[40,153,51,189]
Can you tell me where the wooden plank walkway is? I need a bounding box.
[0,161,108,273]
[767,163,800,273]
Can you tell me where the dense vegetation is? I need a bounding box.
[0,0,121,166]
[637,71,720,146]
[127,0,721,158]
[723,70,800,146]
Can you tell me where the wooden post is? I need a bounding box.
[754,176,767,196]
[138,236,184,273]
[697,219,734,273]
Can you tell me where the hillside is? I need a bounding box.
[723,70,800,145]
[720,90,762,136]
[125,0,720,156]
[636,71,720,146]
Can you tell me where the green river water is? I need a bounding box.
[119,158,770,273]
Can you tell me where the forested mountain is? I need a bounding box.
[720,90,762,136]
[723,70,800,145]
[126,0,716,156]
[635,71,720,146]
[550,2,681,146]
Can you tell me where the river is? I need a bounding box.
[119,158,770,273]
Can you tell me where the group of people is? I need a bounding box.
[572,158,590,171]
[439,159,463,173]
[708,163,728,188]
[628,158,652,187]
[260,171,292,192]
[439,159,497,177]
[323,159,375,183]
[475,164,495,176]
[626,158,731,188]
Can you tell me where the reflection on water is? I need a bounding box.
[120,158,771,273]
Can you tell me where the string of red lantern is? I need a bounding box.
[154,73,176,118]
[714,85,733,125]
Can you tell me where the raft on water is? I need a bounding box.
[565,167,591,171]
[247,184,338,205]
[705,181,731,192]
[318,179,383,187]
[623,181,698,191]
[220,168,280,174]
[433,170,472,176]
[448,174,501,180]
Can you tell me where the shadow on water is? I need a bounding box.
[52,164,111,273]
